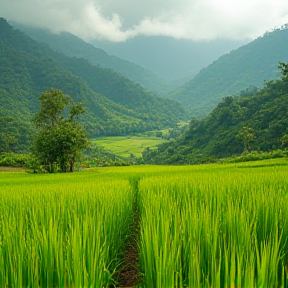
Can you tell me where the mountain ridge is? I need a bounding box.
[171,27,288,117]
[143,65,288,164]
[11,23,182,95]
[0,18,186,152]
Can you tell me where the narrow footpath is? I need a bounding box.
[117,177,141,287]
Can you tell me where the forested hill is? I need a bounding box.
[0,18,186,153]
[12,23,180,95]
[143,64,288,165]
[171,26,288,116]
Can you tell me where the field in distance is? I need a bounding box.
[92,135,166,158]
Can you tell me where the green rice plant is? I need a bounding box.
[138,185,183,288]
[0,172,133,287]
[1,158,287,287]
[138,163,288,288]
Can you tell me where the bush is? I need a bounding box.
[0,153,30,167]
[223,149,287,163]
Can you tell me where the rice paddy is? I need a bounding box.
[92,135,165,158]
[0,158,288,287]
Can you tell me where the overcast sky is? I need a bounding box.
[2,0,288,42]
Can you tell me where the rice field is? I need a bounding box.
[0,158,288,287]
[93,135,165,158]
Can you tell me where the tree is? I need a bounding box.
[279,62,288,82]
[236,126,255,153]
[32,89,89,172]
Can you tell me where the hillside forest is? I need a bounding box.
[0,16,288,167]
[143,63,288,164]
[0,18,186,155]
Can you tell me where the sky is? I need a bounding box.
[1,0,288,42]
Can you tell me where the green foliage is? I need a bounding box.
[0,152,30,167]
[138,162,288,287]
[55,55,186,127]
[1,160,288,287]
[13,24,179,95]
[281,134,288,148]
[32,89,90,173]
[144,63,288,164]
[222,149,287,163]
[171,27,288,116]
[236,126,256,153]
[81,145,130,167]
[33,90,72,128]
[0,172,133,288]
[0,116,19,153]
[0,18,186,153]
[279,62,288,82]
[0,110,34,154]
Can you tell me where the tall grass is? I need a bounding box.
[138,164,288,287]
[0,173,133,287]
[1,160,287,287]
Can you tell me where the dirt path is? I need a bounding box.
[117,177,141,287]
[117,233,139,287]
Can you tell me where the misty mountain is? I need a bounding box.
[92,36,245,80]
[11,23,182,95]
[0,18,186,152]
[143,65,288,164]
[171,26,288,116]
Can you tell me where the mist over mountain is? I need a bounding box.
[11,23,183,95]
[92,36,246,80]
[0,18,186,152]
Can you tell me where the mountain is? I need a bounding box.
[11,23,181,95]
[171,26,288,117]
[143,64,288,165]
[92,36,245,80]
[0,18,186,152]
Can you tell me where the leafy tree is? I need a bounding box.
[33,89,89,172]
[279,62,288,82]
[236,126,256,153]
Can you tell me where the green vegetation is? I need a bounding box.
[32,89,89,173]
[0,113,33,153]
[0,152,30,167]
[171,26,288,116]
[138,160,288,287]
[0,18,186,153]
[12,24,179,95]
[93,135,165,158]
[144,62,288,164]
[0,159,288,287]
[0,171,133,288]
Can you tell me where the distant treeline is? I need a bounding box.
[143,63,288,164]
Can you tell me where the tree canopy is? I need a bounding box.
[32,89,89,172]
[143,62,288,164]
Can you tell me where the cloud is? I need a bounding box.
[2,0,288,41]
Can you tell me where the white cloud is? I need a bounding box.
[1,0,288,41]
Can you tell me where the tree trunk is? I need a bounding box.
[69,160,74,172]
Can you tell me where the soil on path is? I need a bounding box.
[117,234,140,287]
[117,177,141,287]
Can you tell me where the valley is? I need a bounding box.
[0,12,288,288]
[93,135,165,158]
